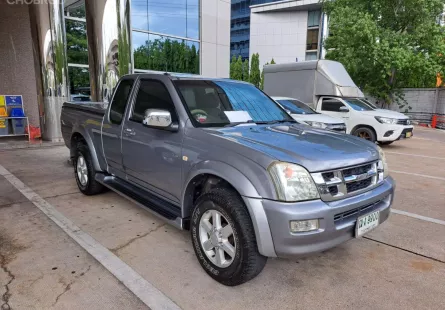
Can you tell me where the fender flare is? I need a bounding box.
[70,125,102,172]
[182,160,261,208]
[181,160,277,257]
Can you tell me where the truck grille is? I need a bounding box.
[397,119,411,125]
[334,200,381,222]
[312,162,382,202]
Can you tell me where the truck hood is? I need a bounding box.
[207,124,379,172]
[360,109,409,119]
[290,113,344,124]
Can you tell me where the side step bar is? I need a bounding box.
[95,173,187,230]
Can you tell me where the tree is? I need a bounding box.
[260,62,269,90]
[250,53,261,87]
[270,58,276,65]
[133,38,199,74]
[242,59,250,82]
[231,56,243,81]
[322,0,445,109]
[230,56,237,79]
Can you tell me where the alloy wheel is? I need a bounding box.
[199,209,236,268]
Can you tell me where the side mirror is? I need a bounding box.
[339,106,349,112]
[143,109,178,132]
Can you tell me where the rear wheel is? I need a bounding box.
[191,188,267,286]
[353,127,376,143]
[73,142,105,195]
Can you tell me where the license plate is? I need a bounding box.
[356,211,380,237]
[406,132,412,138]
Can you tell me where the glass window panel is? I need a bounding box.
[133,32,200,74]
[306,29,319,51]
[131,80,178,123]
[186,0,199,39]
[64,0,86,19]
[109,79,135,124]
[66,19,89,65]
[131,0,149,30]
[69,67,91,101]
[308,10,321,27]
[305,51,318,61]
[131,0,199,40]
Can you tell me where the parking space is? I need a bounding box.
[0,127,444,309]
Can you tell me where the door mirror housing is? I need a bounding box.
[339,106,349,112]
[143,109,178,132]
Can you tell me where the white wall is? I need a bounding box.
[250,10,308,68]
[201,0,231,78]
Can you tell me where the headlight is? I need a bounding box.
[377,147,389,179]
[305,121,328,129]
[375,116,397,124]
[268,162,320,202]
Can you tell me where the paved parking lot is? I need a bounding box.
[1,127,444,310]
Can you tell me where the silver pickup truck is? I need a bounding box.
[61,72,395,286]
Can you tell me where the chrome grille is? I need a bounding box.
[312,162,382,202]
[397,119,411,125]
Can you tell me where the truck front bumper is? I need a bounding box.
[243,177,395,258]
[376,125,414,142]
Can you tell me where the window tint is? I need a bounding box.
[344,99,374,111]
[109,79,134,124]
[321,99,346,112]
[175,80,292,127]
[131,80,177,123]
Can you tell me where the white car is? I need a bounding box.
[314,97,413,145]
[273,97,346,133]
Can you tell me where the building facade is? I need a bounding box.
[230,0,281,61]
[248,0,326,68]
[0,0,230,141]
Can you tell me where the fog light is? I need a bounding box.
[290,219,319,233]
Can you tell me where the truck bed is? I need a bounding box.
[62,102,108,116]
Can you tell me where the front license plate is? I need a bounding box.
[406,132,412,138]
[356,211,380,237]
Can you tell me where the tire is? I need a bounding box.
[73,142,105,195]
[379,141,393,145]
[191,188,267,286]
[353,127,376,143]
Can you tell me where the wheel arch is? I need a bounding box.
[70,127,102,172]
[181,161,277,257]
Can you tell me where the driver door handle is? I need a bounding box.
[124,128,136,136]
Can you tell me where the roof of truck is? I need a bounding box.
[123,72,250,83]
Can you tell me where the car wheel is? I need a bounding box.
[379,141,393,145]
[74,142,105,195]
[191,187,267,286]
[353,127,376,143]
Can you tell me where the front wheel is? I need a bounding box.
[191,188,267,286]
[353,127,376,143]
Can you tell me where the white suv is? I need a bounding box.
[315,97,413,144]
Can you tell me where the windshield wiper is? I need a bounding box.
[255,120,296,125]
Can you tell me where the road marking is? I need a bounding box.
[392,209,445,226]
[0,164,181,310]
[390,170,445,181]
[385,151,445,160]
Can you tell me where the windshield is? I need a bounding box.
[344,99,375,111]
[360,99,378,109]
[277,99,316,115]
[174,80,293,127]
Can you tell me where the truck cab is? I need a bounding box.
[315,96,413,144]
